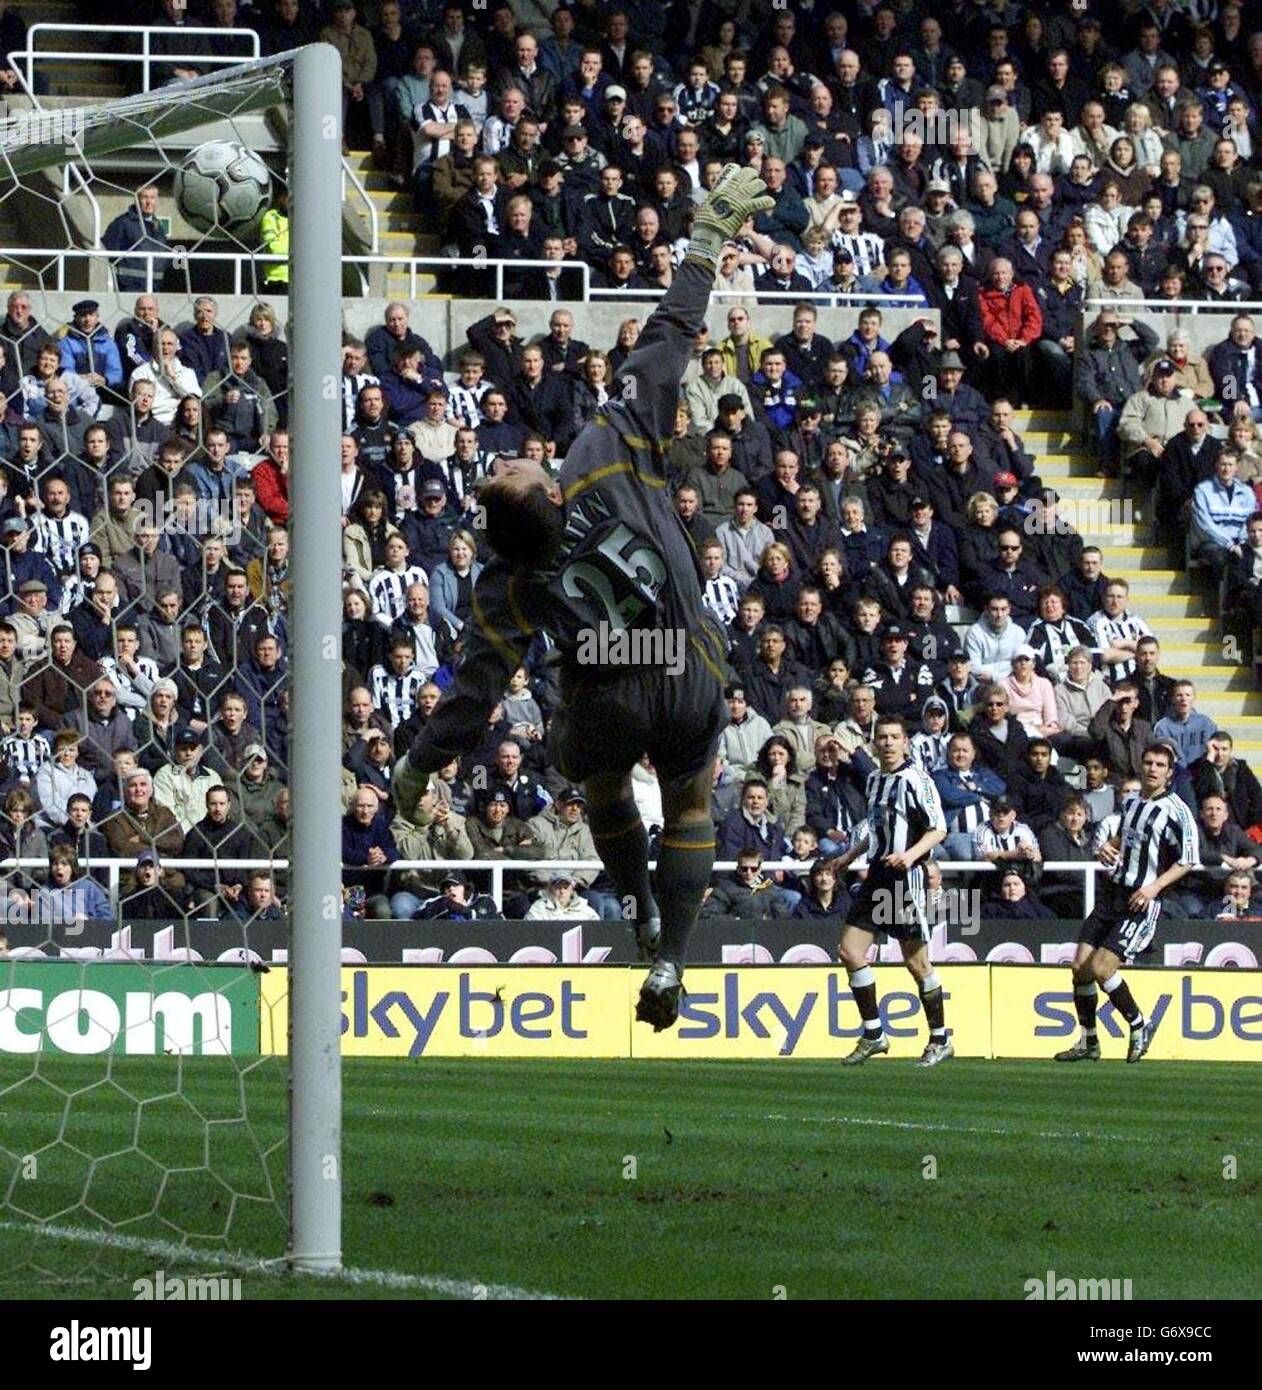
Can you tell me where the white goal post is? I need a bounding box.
[0,44,347,1276]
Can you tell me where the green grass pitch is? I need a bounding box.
[0,1057,1256,1300]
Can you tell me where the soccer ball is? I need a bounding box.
[174,140,272,238]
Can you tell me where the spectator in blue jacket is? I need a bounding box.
[342,784,399,917]
[747,349,802,432]
[58,300,123,398]
[428,530,484,634]
[1189,453,1256,576]
[102,186,171,295]
[716,778,790,861]
[1153,681,1220,770]
[177,296,231,384]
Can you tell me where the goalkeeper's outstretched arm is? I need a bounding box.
[608,164,775,463]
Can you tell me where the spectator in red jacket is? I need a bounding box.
[975,258,1043,407]
[252,429,289,524]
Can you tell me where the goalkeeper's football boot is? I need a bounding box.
[917,1039,954,1068]
[636,961,684,1032]
[840,1034,890,1066]
[1126,1019,1154,1064]
[631,916,661,963]
[1054,1037,1101,1061]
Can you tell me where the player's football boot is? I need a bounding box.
[917,1039,954,1068]
[636,961,683,1031]
[1054,1037,1101,1061]
[840,1034,890,1066]
[631,916,661,963]
[1126,1019,1154,1064]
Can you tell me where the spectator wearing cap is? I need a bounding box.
[1117,355,1196,486]
[120,847,187,920]
[382,342,443,427]
[152,726,224,834]
[932,352,989,434]
[980,84,1021,172]
[466,790,543,912]
[1075,310,1160,470]
[525,871,601,920]
[526,787,618,918]
[1003,647,1061,739]
[905,495,961,605]
[387,774,474,917]
[413,870,499,921]
[342,785,399,919]
[235,741,283,828]
[58,299,123,397]
[1,518,62,616]
[685,350,752,433]
[861,623,936,726]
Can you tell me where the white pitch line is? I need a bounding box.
[0,1220,571,1300]
[753,1113,1146,1142]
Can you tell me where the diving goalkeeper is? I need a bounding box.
[395,165,775,1030]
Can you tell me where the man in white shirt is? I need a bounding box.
[965,594,1029,682]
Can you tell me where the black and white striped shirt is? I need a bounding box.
[1026,614,1098,680]
[972,818,1038,860]
[864,760,946,860]
[342,371,380,432]
[1086,608,1153,684]
[32,512,91,577]
[368,565,429,629]
[369,664,427,726]
[0,732,51,778]
[830,230,885,278]
[702,574,741,626]
[942,770,992,836]
[447,381,492,430]
[1109,789,1201,893]
[99,654,161,720]
[910,730,949,773]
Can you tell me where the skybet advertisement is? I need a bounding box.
[257,965,1262,1063]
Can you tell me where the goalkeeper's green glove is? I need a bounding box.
[687,163,777,268]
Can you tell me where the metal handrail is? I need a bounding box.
[0,245,594,299]
[1083,296,1262,313]
[20,25,261,95]
[340,160,379,258]
[0,856,1107,916]
[591,285,906,304]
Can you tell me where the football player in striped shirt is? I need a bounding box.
[1056,742,1200,1064]
[831,714,952,1067]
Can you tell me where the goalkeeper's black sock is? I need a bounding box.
[587,796,657,926]
[920,970,947,1042]
[1074,983,1099,1040]
[847,964,883,1039]
[1103,973,1144,1029]
[653,815,715,970]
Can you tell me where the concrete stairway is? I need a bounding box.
[341,148,442,301]
[1010,408,1262,757]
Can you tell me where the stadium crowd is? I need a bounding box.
[5,0,1262,925]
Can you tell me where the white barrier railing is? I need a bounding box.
[1083,296,1262,314]
[0,246,596,299]
[18,25,260,96]
[590,285,906,304]
[0,856,1106,918]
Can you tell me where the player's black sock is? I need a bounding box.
[847,964,883,1039]
[588,796,658,925]
[1074,983,1099,1039]
[1103,973,1144,1028]
[920,970,947,1041]
[653,816,715,969]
